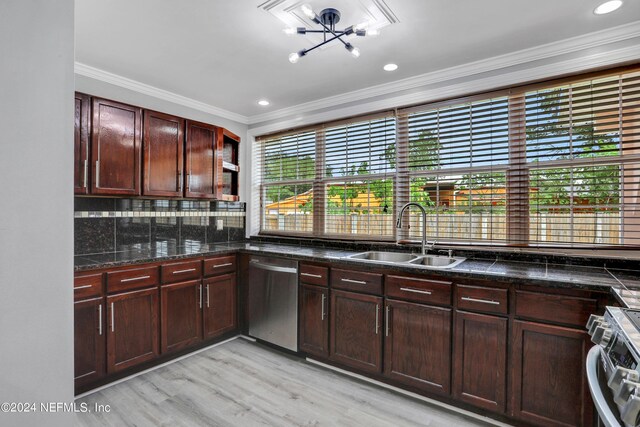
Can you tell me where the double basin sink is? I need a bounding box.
[345,251,466,269]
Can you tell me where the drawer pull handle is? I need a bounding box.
[301,272,322,279]
[398,277,450,285]
[341,278,367,285]
[172,268,196,274]
[212,263,233,268]
[461,296,500,306]
[74,284,93,290]
[400,287,432,295]
[120,275,151,283]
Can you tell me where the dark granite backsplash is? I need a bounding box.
[75,197,246,256]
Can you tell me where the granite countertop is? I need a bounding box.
[74,241,640,293]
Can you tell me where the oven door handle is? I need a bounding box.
[586,346,622,427]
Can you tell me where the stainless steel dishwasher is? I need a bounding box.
[248,256,298,352]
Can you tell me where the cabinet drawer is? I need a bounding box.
[107,266,159,293]
[203,255,236,276]
[332,268,383,295]
[161,259,202,283]
[456,284,508,315]
[515,290,597,327]
[74,273,103,300]
[386,275,452,306]
[299,264,329,287]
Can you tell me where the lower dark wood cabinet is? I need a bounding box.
[384,299,452,395]
[299,284,329,358]
[511,320,593,427]
[203,273,237,339]
[453,310,507,412]
[74,297,105,389]
[161,280,202,353]
[106,287,159,373]
[330,290,383,374]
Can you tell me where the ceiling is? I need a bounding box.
[75,0,640,121]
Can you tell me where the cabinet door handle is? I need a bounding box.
[206,284,210,308]
[301,272,322,279]
[110,302,115,332]
[95,160,100,187]
[120,275,151,283]
[187,172,191,191]
[385,305,390,337]
[341,278,367,285]
[83,159,88,189]
[177,170,182,192]
[212,263,233,269]
[98,303,103,336]
[461,296,500,305]
[375,304,380,335]
[199,284,203,309]
[74,284,93,290]
[399,287,432,295]
[321,293,326,321]
[172,268,196,275]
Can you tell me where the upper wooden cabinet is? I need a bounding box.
[74,93,91,194]
[185,120,216,199]
[143,110,184,197]
[217,128,240,201]
[91,97,142,196]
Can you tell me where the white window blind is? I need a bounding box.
[256,66,640,248]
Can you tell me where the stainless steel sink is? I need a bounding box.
[409,255,466,269]
[347,251,419,263]
[345,251,466,270]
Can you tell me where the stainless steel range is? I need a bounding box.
[587,307,640,426]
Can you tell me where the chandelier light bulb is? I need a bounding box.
[283,28,296,35]
[366,28,380,36]
[345,43,360,58]
[289,52,300,63]
[594,0,623,14]
[301,4,315,19]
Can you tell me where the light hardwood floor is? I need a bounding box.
[75,338,501,427]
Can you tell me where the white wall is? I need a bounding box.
[0,1,75,426]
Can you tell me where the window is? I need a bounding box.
[256,66,640,247]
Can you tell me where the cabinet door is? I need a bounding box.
[185,120,216,198]
[106,288,159,373]
[143,110,184,197]
[385,299,451,395]
[330,290,383,374]
[511,320,593,427]
[203,273,237,339]
[74,297,105,388]
[74,93,91,194]
[91,98,142,195]
[453,311,507,412]
[161,280,202,353]
[299,284,329,358]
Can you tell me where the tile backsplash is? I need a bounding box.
[74,198,246,256]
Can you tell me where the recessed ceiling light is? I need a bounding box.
[383,63,398,72]
[594,0,623,14]
[257,100,270,106]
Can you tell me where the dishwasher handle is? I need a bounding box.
[249,260,298,274]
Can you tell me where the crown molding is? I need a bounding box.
[247,21,640,126]
[74,62,249,124]
[247,41,640,137]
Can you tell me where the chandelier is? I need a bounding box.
[286,4,379,63]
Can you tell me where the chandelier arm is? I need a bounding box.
[304,32,347,54]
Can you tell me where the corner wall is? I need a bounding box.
[0,1,75,426]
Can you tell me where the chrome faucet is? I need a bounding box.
[396,202,434,255]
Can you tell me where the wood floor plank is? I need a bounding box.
[75,339,499,427]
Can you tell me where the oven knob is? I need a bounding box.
[589,320,607,337]
[609,367,640,394]
[615,379,640,406]
[587,314,604,331]
[592,326,612,346]
[621,394,640,426]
